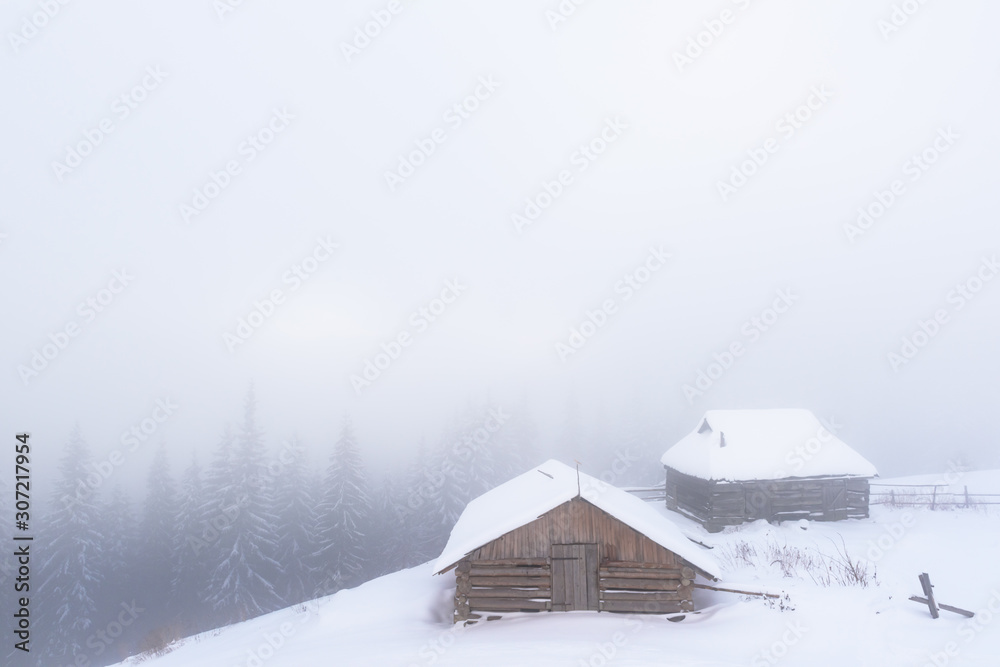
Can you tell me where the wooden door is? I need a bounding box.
[551,544,599,611]
[745,483,772,521]
[823,480,848,520]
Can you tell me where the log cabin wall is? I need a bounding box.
[666,467,871,532]
[452,498,695,622]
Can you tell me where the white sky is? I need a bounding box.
[2,0,999,493]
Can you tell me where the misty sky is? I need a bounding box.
[3,0,999,493]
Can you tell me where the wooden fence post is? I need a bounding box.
[964,485,970,508]
[931,486,937,510]
[919,573,939,619]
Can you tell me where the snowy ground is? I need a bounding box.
[114,471,1000,667]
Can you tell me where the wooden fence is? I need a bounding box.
[628,482,1000,510]
[869,483,1000,509]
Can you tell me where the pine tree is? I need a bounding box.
[367,474,409,575]
[207,386,282,622]
[398,438,440,567]
[36,427,105,663]
[137,443,180,627]
[314,417,372,589]
[272,435,319,605]
[193,425,236,616]
[172,454,212,630]
[101,485,138,612]
[426,435,471,550]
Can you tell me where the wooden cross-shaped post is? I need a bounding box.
[908,573,975,619]
[919,573,938,619]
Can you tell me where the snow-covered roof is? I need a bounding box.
[432,459,719,578]
[661,409,878,482]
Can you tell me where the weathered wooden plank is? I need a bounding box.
[468,587,553,599]
[551,544,570,610]
[585,543,599,611]
[468,598,550,611]
[599,569,682,580]
[569,545,588,610]
[468,566,550,577]
[469,576,551,588]
[604,561,679,570]
[600,591,686,602]
[600,599,690,613]
[471,558,549,567]
[600,578,682,591]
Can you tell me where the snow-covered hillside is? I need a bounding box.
[112,472,1000,667]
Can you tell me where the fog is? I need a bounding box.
[4,0,1000,498]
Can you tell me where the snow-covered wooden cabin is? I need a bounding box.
[662,409,878,532]
[433,460,719,623]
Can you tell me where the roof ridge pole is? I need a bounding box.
[574,459,581,497]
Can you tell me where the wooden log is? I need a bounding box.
[469,576,551,588]
[692,583,780,599]
[919,573,939,619]
[599,568,682,579]
[471,558,549,567]
[908,596,975,618]
[603,561,678,570]
[468,588,553,599]
[600,591,686,602]
[600,578,682,591]
[468,598,550,611]
[469,566,550,577]
[599,599,688,613]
